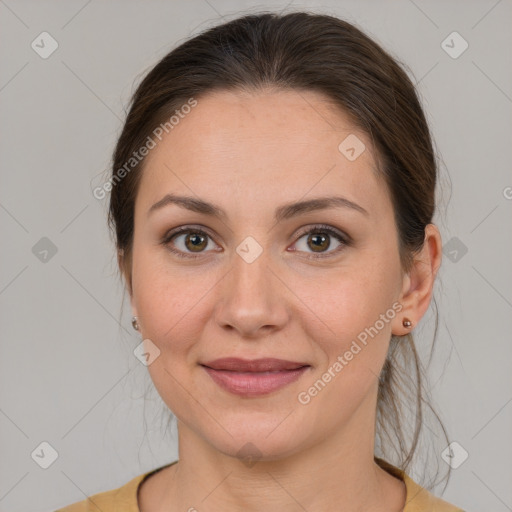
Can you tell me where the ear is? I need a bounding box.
[391,224,442,336]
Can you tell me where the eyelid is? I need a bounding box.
[163,224,215,241]
[293,223,351,243]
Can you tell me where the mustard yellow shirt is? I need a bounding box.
[54,458,464,511]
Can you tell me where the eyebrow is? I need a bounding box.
[147,193,369,222]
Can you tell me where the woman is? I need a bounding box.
[57,11,464,512]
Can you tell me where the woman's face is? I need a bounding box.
[128,89,414,460]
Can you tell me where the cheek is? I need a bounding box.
[136,281,203,346]
[294,287,395,415]
[132,249,215,352]
[294,262,398,374]
[300,261,397,331]
[132,258,209,413]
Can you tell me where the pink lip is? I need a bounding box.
[200,358,310,397]
[201,357,308,372]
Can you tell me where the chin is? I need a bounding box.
[198,416,312,464]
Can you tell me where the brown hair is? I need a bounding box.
[108,11,450,489]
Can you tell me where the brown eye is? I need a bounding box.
[184,232,208,252]
[307,233,330,252]
[292,225,349,258]
[162,227,218,259]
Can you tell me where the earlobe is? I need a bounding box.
[130,295,140,331]
[118,248,138,328]
[392,277,418,336]
[130,299,138,321]
[391,224,442,336]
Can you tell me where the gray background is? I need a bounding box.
[1,0,511,511]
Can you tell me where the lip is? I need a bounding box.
[202,357,309,372]
[200,358,311,397]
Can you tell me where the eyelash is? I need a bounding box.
[160,224,351,260]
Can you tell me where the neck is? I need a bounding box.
[154,388,405,512]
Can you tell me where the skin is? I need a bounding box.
[122,88,442,512]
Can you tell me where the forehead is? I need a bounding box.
[136,88,389,221]
[149,88,370,157]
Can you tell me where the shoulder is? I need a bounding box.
[375,457,464,512]
[53,470,152,512]
[402,473,465,512]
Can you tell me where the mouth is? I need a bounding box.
[200,358,311,397]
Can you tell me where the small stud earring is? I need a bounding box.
[131,316,140,331]
[402,318,412,329]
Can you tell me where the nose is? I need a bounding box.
[213,248,290,339]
